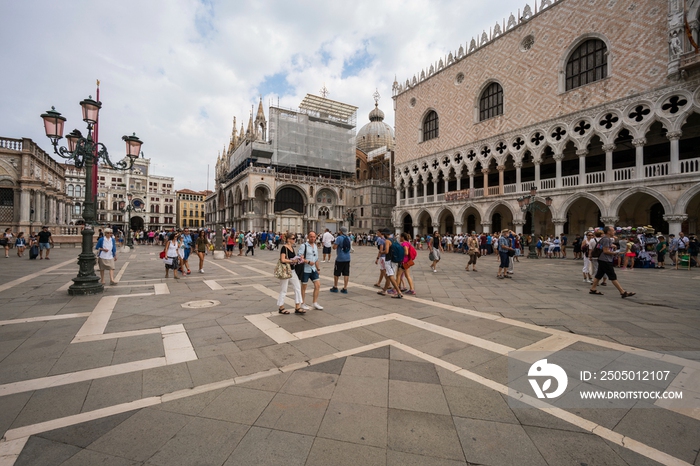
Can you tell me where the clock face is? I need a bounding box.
[132,199,144,208]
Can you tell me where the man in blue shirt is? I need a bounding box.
[330,226,351,294]
[181,228,193,274]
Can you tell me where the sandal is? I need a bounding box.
[294,308,306,314]
[373,284,382,288]
[377,290,387,296]
[621,291,636,298]
[278,307,291,314]
[589,290,603,295]
[600,282,607,286]
[392,294,403,299]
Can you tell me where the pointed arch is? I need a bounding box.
[483,200,518,222]
[609,186,673,218]
[558,192,607,219]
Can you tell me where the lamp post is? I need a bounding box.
[517,187,552,259]
[345,208,356,228]
[119,193,135,248]
[41,97,143,295]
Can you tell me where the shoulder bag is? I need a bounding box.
[274,258,292,279]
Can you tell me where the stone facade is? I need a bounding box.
[177,189,209,229]
[392,0,700,238]
[0,137,72,235]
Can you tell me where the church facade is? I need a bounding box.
[391,0,700,238]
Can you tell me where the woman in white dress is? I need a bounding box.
[163,232,181,279]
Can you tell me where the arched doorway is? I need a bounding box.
[562,196,604,236]
[403,214,413,235]
[461,206,481,234]
[489,203,514,233]
[131,216,144,231]
[616,191,668,233]
[417,211,432,236]
[492,213,502,232]
[649,203,668,233]
[274,187,304,213]
[439,209,454,234]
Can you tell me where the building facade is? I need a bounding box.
[0,137,72,234]
[62,164,85,225]
[392,0,700,238]
[176,189,209,229]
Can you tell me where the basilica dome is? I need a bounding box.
[356,103,395,154]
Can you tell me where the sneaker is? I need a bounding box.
[301,304,311,310]
[406,290,416,295]
[199,269,204,273]
[387,289,396,295]
[582,279,588,283]
[340,288,348,294]
[433,269,437,272]
[330,287,339,293]
[586,279,593,283]
[313,302,324,310]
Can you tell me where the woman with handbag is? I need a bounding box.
[163,232,181,279]
[195,229,209,273]
[466,232,480,272]
[276,233,304,314]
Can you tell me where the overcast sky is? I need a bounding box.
[1,0,527,191]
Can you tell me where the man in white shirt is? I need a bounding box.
[321,228,334,263]
[300,231,323,310]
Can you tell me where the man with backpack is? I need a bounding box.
[330,226,352,294]
[589,226,635,298]
[377,229,404,298]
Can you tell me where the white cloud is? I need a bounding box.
[0,0,528,191]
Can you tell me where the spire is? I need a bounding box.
[247,108,254,140]
[256,97,265,120]
[229,116,237,151]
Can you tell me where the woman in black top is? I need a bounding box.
[277,233,304,314]
[429,231,443,272]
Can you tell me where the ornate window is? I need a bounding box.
[67,185,74,197]
[316,191,333,204]
[479,82,503,121]
[423,110,439,141]
[566,39,607,91]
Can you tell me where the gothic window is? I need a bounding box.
[67,185,74,197]
[566,39,607,91]
[75,185,82,198]
[479,82,503,121]
[423,111,439,141]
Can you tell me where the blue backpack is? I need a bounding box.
[341,235,351,253]
[389,239,405,264]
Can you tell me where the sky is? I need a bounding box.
[1,0,528,191]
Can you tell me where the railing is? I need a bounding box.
[487,186,500,196]
[540,178,556,190]
[586,171,605,185]
[0,138,23,151]
[503,183,517,194]
[59,227,84,235]
[645,162,668,178]
[408,198,415,205]
[613,167,634,181]
[426,195,434,203]
[561,175,579,187]
[521,181,535,192]
[473,188,484,197]
[437,194,445,201]
[399,199,406,206]
[680,157,700,174]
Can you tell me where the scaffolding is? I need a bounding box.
[269,94,357,177]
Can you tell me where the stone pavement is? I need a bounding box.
[0,245,698,465]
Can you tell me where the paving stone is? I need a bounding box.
[239,371,291,392]
[225,348,276,376]
[111,333,164,365]
[389,379,450,415]
[289,337,338,359]
[82,372,143,412]
[146,416,248,466]
[389,346,424,362]
[305,437,386,466]
[453,416,547,466]
[142,363,193,397]
[280,370,339,400]
[14,436,82,466]
[354,346,390,359]
[12,381,91,428]
[155,388,225,416]
[37,411,135,448]
[443,386,519,423]
[389,359,440,384]
[60,449,141,466]
[387,408,465,461]
[317,400,388,448]
[186,353,237,386]
[223,426,314,466]
[386,450,467,466]
[524,425,632,466]
[0,391,32,436]
[198,386,275,424]
[87,408,191,462]
[255,392,329,436]
[342,356,389,378]
[303,357,347,375]
[333,375,388,408]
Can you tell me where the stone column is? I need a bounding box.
[633,138,646,180]
[552,218,567,237]
[602,144,615,183]
[35,191,43,224]
[534,160,541,189]
[431,222,440,235]
[404,187,408,199]
[514,162,522,190]
[481,221,492,234]
[413,225,419,239]
[454,222,463,235]
[554,154,564,188]
[468,173,474,196]
[577,149,588,185]
[600,216,619,229]
[667,131,681,174]
[497,165,505,195]
[433,178,438,197]
[482,168,489,196]
[512,219,525,235]
[456,176,461,191]
[412,182,417,199]
[663,214,688,236]
[20,189,31,223]
[443,177,449,194]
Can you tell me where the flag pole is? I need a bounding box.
[93,80,100,202]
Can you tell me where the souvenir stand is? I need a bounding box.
[635,226,658,268]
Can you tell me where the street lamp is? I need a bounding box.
[41,98,143,295]
[345,208,356,227]
[517,187,552,259]
[119,193,135,248]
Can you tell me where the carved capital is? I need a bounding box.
[514,162,523,169]
[512,219,526,226]
[600,216,619,225]
[552,218,567,225]
[663,214,688,223]
[453,222,463,227]
[533,159,542,166]
[431,223,441,228]
[601,144,616,153]
[553,153,565,161]
[576,149,588,157]
[632,138,647,147]
[481,168,489,175]
[497,165,506,172]
[481,221,492,226]
[667,131,682,141]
